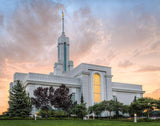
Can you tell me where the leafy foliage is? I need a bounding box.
[72,103,87,119]
[138,97,156,118]
[101,100,117,119]
[88,103,103,117]
[31,86,54,109]
[129,97,157,118]
[51,84,73,115]
[114,99,124,118]
[8,80,32,117]
[156,98,160,109]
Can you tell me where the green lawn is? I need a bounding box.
[0,120,160,126]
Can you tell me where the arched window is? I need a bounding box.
[93,73,101,103]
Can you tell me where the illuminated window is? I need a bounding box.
[93,73,101,103]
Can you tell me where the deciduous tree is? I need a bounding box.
[72,103,87,119]
[51,84,73,116]
[101,100,115,119]
[31,86,54,110]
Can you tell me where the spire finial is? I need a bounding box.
[62,10,64,34]
[62,10,64,18]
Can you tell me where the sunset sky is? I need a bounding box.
[0,0,160,114]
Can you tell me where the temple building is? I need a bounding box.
[10,12,145,109]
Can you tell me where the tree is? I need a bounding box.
[51,84,73,116]
[138,97,156,118]
[101,100,115,119]
[121,105,129,115]
[81,95,84,104]
[31,86,54,118]
[114,99,124,118]
[8,80,32,117]
[31,86,54,110]
[133,96,137,102]
[88,103,103,117]
[129,97,156,118]
[156,98,160,109]
[129,101,142,117]
[72,103,87,119]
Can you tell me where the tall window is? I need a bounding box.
[72,93,75,103]
[93,73,101,103]
[64,42,66,71]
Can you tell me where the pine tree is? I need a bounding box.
[8,80,32,117]
[80,95,84,104]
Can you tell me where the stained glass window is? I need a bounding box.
[93,73,101,103]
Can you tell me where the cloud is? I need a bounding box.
[0,0,160,114]
[108,3,160,50]
[68,7,107,60]
[144,88,160,99]
[151,40,160,50]
[0,0,63,63]
[0,0,64,114]
[0,14,3,27]
[118,60,133,68]
[136,66,160,72]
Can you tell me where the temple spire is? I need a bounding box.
[62,11,64,35]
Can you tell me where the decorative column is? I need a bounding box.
[104,74,113,100]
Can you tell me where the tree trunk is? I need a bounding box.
[147,111,150,119]
[109,111,111,119]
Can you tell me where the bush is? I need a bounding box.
[138,118,153,122]
[37,109,52,118]
[0,116,34,120]
[53,110,67,117]
[37,109,67,118]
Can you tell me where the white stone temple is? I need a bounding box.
[10,12,145,108]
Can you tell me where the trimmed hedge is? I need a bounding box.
[137,118,160,122]
[0,116,82,120]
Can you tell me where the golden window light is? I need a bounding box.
[93,73,101,103]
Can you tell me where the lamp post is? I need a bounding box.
[93,113,95,119]
[134,113,137,123]
[35,113,37,120]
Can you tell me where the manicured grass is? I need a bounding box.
[0,120,160,126]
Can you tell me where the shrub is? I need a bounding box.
[37,109,52,118]
[0,116,34,120]
[52,110,67,117]
[138,118,152,122]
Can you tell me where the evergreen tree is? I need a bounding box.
[8,80,32,117]
[81,95,84,104]
[133,96,137,102]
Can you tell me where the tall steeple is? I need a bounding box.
[54,11,73,75]
[62,11,65,35]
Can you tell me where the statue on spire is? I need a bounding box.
[62,11,64,18]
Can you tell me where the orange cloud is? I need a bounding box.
[144,88,160,99]
[136,66,160,72]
